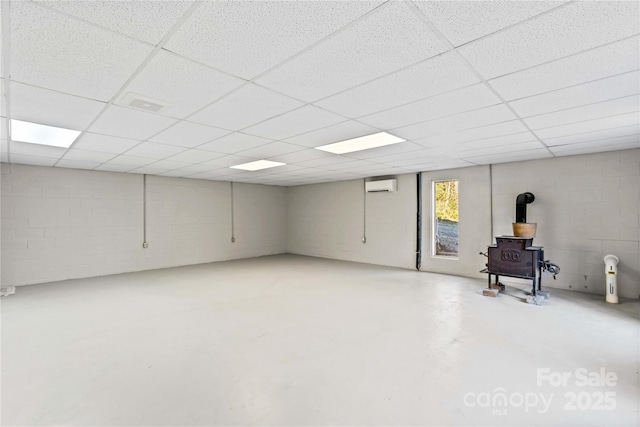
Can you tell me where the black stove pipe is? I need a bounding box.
[515,192,535,223]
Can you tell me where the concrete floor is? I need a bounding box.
[1,254,638,426]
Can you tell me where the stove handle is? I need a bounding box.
[479,251,488,257]
[539,260,561,280]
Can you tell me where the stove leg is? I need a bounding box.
[531,279,537,296]
[538,273,542,291]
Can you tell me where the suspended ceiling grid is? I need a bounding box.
[0,0,638,186]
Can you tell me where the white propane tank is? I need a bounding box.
[604,255,619,304]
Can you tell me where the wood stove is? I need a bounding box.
[481,236,545,296]
[480,192,559,303]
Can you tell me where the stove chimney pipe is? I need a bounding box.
[515,192,535,223]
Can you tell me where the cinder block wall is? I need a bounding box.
[286,149,639,298]
[286,174,416,269]
[2,149,638,297]
[0,163,287,286]
[1,165,143,285]
[491,149,639,299]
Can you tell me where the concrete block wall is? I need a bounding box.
[2,149,638,298]
[1,163,287,286]
[491,149,639,299]
[286,174,416,269]
[285,149,638,299]
[1,164,143,285]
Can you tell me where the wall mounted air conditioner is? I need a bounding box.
[365,179,397,192]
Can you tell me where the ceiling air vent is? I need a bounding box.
[118,92,169,113]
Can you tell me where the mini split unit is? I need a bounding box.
[365,179,397,192]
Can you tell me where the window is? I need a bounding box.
[433,180,459,257]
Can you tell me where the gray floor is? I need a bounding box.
[1,254,638,426]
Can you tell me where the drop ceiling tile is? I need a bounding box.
[165,1,382,79]
[371,149,440,164]
[95,163,138,173]
[242,106,345,141]
[11,1,153,101]
[33,0,193,45]
[357,83,501,130]
[550,135,639,156]
[89,105,177,140]
[416,120,531,148]
[385,155,443,167]
[255,1,449,101]
[188,168,240,180]
[55,159,101,170]
[128,166,168,175]
[235,142,304,159]
[124,142,187,160]
[392,104,517,141]
[319,172,362,181]
[263,164,308,174]
[230,169,287,180]
[165,149,225,164]
[315,52,478,118]
[552,134,639,150]
[553,142,640,157]
[534,112,640,140]
[392,157,471,170]
[524,95,640,130]
[120,50,245,119]
[542,124,640,147]
[436,132,540,155]
[344,142,425,160]
[202,155,259,168]
[144,160,192,171]
[295,156,355,168]
[277,167,325,177]
[158,169,200,178]
[323,159,382,171]
[267,149,333,164]
[9,154,58,167]
[446,141,545,158]
[458,1,640,79]
[171,164,216,175]
[103,155,156,168]
[149,120,231,148]
[197,133,272,155]
[11,83,106,131]
[284,120,379,148]
[488,36,640,100]
[415,1,565,47]
[342,163,396,173]
[230,174,274,183]
[509,71,640,118]
[426,160,479,171]
[9,141,66,159]
[463,148,552,164]
[71,133,141,154]
[61,149,116,163]
[189,84,304,131]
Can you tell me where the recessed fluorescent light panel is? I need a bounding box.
[314,131,405,154]
[10,119,81,148]
[230,160,286,171]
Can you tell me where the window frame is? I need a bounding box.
[431,179,459,260]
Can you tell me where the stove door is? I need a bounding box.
[488,246,539,278]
